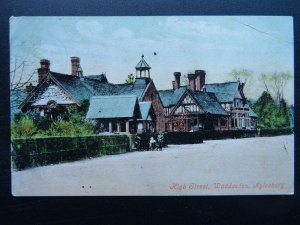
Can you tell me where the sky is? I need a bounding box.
[10,16,294,104]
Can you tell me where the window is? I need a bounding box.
[221,118,227,126]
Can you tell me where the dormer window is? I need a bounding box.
[234,99,242,108]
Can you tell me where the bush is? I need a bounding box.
[11,116,37,138]
[202,130,258,140]
[259,128,293,136]
[46,120,95,137]
[35,116,53,131]
[11,135,130,170]
[165,132,203,144]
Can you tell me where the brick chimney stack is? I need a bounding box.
[188,73,196,92]
[71,57,80,76]
[172,81,176,90]
[38,59,50,83]
[195,70,206,91]
[173,72,181,89]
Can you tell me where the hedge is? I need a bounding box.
[11,135,129,171]
[202,130,258,140]
[135,132,203,149]
[165,131,203,145]
[259,128,293,136]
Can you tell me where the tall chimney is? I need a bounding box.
[71,57,80,76]
[38,59,50,83]
[188,73,195,92]
[174,72,181,89]
[195,70,206,91]
[172,81,176,90]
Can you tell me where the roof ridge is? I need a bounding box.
[50,71,70,76]
[158,85,188,92]
[206,81,238,85]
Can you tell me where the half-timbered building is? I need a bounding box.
[159,70,257,131]
[19,55,256,133]
[20,56,165,133]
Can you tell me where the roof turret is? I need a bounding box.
[135,54,151,78]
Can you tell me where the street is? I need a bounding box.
[12,135,294,196]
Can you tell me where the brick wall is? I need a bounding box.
[142,81,166,131]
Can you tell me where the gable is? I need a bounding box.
[32,84,75,106]
[158,86,187,107]
[172,92,203,115]
[141,80,164,109]
[193,92,228,116]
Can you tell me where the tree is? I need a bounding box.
[11,116,38,138]
[259,72,292,105]
[253,91,291,129]
[275,98,290,128]
[125,73,135,84]
[253,91,277,128]
[228,69,253,84]
[10,58,37,109]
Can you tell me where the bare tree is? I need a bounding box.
[228,69,253,84]
[259,73,270,93]
[10,57,37,109]
[259,72,292,105]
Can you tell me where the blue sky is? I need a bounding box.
[10,16,294,104]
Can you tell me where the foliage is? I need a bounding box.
[46,120,94,137]
[253,91,291,129]
[35,115,53,131]
[11,99,95,138]
[228,69,253,84]
[259,128,293,136]
[66,99,90,123]
[202,130,257,140]
[13,111,27,123]
[12,135,130,170]
[165,131,203,144]
[125,73,135,84]
[77,99,90,115]
[11,116,37,138]
[253,91,277,128]
[276,98,290,128]
[259,72,292,105]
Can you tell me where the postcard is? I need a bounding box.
[10,16,294,196]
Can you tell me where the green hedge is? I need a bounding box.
[202,130,258,140]
[11,135,129,170]
[165,131,203,145]
[259,128,293,136]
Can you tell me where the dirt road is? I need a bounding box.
[12,135,294,196]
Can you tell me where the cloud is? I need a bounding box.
[112,28,134,39]
[76,20,104,41]
[161,17,225,36]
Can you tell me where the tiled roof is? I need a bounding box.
[244,104,258,118]
[204,82,239,103]
[85,74,108,82]
[158,86,187,107]
[86,95,140,119]
[193,91,228,116]
[51,72,95,101]
[50,72,149,102]
[139,102,152,120]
